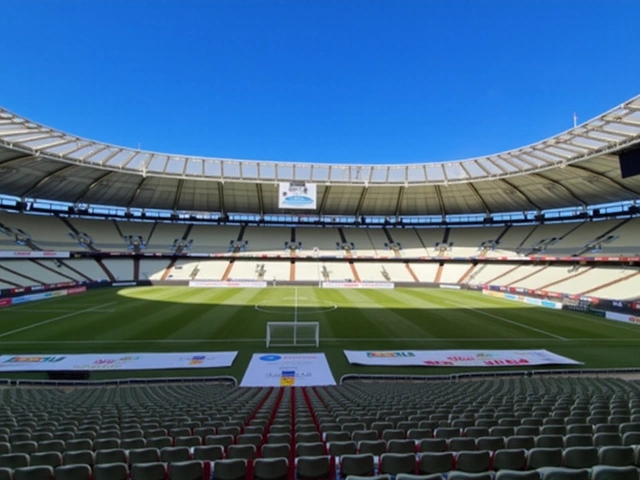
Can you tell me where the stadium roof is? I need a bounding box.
[1,95,640,217]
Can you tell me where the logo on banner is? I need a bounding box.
[260,355,282,362]
[189,356,205,365]
[280,370,296,386]
[3,356,65,364]
[366,352,415,358]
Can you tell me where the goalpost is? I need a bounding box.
[265,287,319,347]
[266,321,320,347]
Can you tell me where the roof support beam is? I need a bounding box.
[531,172,588,207]
[434,185,446,218]
[354,186,368,217]
[74,171,117,204]
[127,176,147,208]
[0,153,37,166]
[394,186,406,218]
[567,161,640,198]
[172,180,184,212]
[467,183,491,215]
[218,182,226,216]
[318,186,331,216]
[256,184,264,217]
[500,179,542,212]
[20,164,77,198]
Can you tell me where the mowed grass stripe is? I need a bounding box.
[399,289,555,340]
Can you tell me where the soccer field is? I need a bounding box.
[1,286,640,380]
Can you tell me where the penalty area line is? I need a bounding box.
[0,302,117,339]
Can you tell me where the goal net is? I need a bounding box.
[266,322,320,348]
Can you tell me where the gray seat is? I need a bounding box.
[13,466,54,480]
[193,445,224,461]
[492,449,526,471]
[339,454,375,478]
[253,458,288,480]
[417,452,454,475]
[168,460,204,480]
[211,459,247,480]
[526,448,563,469]
[30,452,62,468]
[129,448,160,465]
[455,450,491,473]
[379,453,416,476]
[130,462,166,480]
[54,464,92,480]
[590,465,639,480]
[296,456,331,480]
[62,451,94,467]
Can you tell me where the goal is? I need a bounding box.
[266,322,320,348]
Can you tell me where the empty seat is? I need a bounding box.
[339,454,375,478]
[211,459,247,480]
[227,445,256,461]
[296,456,332,480]
[526,448,563,469]
[193,445,224,461]
[30,452,61,468]
[168,460,204,480]
[161,447,191,463]
[0,454,29,469]
[590,465,639,480]
[54,464,92,480]
[261,444,290,460]
[95,449,127,466]
[358,440,386,456]
[563,446,598,469]
[418,439,447,453]
[13,466,53,480]
[598,445,634,466]
[493,449,526,471]
[387,440,415,454]
[129,448,160,465]
[455,450,491,473]
[379,453,416,476]
[296,443,325,458]
[130,462,166,480]
[417,452,454,475]
[448,437,476,452]
[253,458,288,480]
[92,464,129,480]
[327,442,356,457]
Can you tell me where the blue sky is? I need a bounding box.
[1,0,639,165]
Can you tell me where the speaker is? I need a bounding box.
[619,146,640,179]
[47,371,90,381]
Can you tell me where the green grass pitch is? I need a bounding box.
[1,286,640,380]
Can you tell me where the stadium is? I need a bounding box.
[0,93,639,479]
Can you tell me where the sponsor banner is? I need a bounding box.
[483,290,562,309]
[0,352,238,372]
[605,311,640,325]
[0,251,70,258]
[189,281,267,288]
[241,353,336,387]
[278,182,317,210]
[439,284,461,290]
[343,350,581,367]
[0,298,11,308]
[112,282,137,287]
[321,282,394,289]
[67,286,87,295]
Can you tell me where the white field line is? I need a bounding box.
[0,302,117,339]
[436,296,567,341]
[0,312,116,316]
[0,337,636,345]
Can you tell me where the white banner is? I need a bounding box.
[343,349,581,367]
[0,352,238,372]
[0,251,70,258]
[321,282,394,289]
[189,281,267,288]
[278,182,317,210]
[605,311,640,325]
[241,353,336,387]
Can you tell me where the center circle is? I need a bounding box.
[254,299,338,315]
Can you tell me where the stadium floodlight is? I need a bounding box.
[266,322,319,348]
